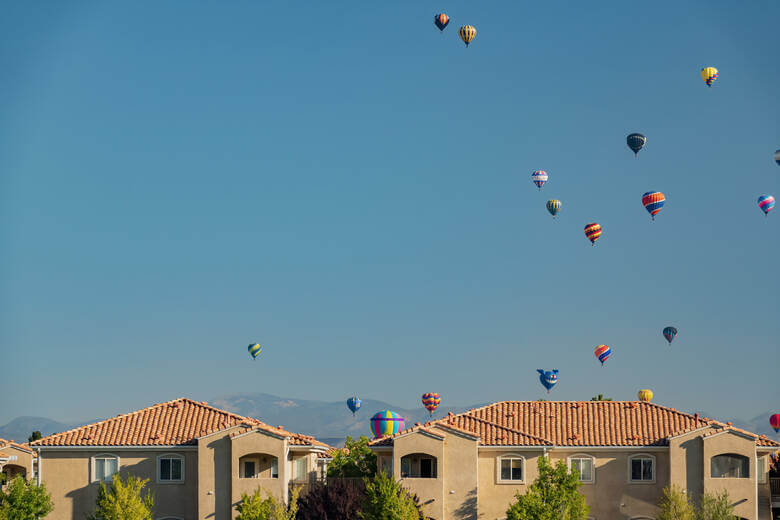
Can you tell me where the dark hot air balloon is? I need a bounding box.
[627,133,646,156]
[434,13,449,31]
[662,327,678,344]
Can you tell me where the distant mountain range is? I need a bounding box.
[1,395,775,446]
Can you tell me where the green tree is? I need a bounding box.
[697,490,736,520]
[236,486,300,520]
[88,474,154,520]
[0,476,54,520]
[657,486,695,520]
[327,436,377,478]
[27,431,42,443]
[590,394,612,401]
[359,472,421,520]
[505,456,588,520]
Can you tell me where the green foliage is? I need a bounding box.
[657,486,695,520]
[236,486,300,520]
[359,472,422,520]
[590,394,612,401]
[0,476,54,520]
[27,431,42,443]
[87,474,154,520]
[505,456,588,520]
[326,436,377,478]
[696,490,736,520]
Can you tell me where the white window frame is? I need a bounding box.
[628,453,656,484]
[757,455,766,484]
[91,453,119,483]
[496,454,526,484]
[157,454,185,484]
[567,454,595,484]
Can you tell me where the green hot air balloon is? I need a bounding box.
[546,199,562,218]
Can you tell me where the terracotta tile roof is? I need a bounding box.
[0,438,32,453]
[30,398,328,448]
[229,424,329,448]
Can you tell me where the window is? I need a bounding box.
[239,454,278,479]
[399,454,437,478]
[293,457,307,481]
[756,456,766,483]
[628,454,655,483]
[271,458,278,478]
[569,455,594,483]
[158,455,183,482]
[244,461,256,479]
[498,455,524,482]
[711,454,749,478]
[92,454,119,482]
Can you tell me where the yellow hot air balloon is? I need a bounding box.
[700,67,718,87]
[459,25,476,47]
[637,389,654,403]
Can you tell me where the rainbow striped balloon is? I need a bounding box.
[370,410,405,438]
[584,223,602,245]
[421,393,442,416]
[594,345,611,366]
[758,195,775,216]
[642,191,666,221]
[531,170,548,189]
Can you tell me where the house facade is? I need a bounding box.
[368,400,779,520]
[30,398,330,520]
[0,437,35,485]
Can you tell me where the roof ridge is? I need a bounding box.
[449,414,554,445]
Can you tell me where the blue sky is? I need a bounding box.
[1,1,778,426]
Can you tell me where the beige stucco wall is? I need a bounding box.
[701,432,757,519]
[756,452,773,520]
[669,428,705,499]
[393,432,445,519]
[39,449,198,520]
[229,430,288,518]
[1,444,34,482]
[436,427,479,520]
[476,449,545,520]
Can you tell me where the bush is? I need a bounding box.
[0,476,54,520]
[326,436,377,478]
[359,472,425,520]
[87,474,153,520]
[236,486,299,520]
[506,457,588,520]
[296,479,364,520]
[657,486,695,520]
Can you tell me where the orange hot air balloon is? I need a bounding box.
[434,14,449,32]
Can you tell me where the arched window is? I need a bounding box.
[239,454,278,479]
[496,454,525,483]
[91,454,119,483]
[710,454,749,478]
[400,453,437,478]
[567,454,594,483]
[157,454,184,483]
[628,454,655,483]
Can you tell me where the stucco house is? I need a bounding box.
[368,400,780,520]
[29,398,330,520]
[0,437,35,485]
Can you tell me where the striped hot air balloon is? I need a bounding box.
[663,326,678,345]
[642,191,666,221]
[370,410,405,438]
[459,25,476,47]
[594,345,611,366]
[531,170,548,189]
[421,393,441,417]
[758,195,775,216]
[584,223,602,245]
[701,67,718,87]
[434,13,449,32]
[638,389,654,403]
[770,414,780,433]
[627,133,647,156]
[247,343,262,360]
[546,199,561,218]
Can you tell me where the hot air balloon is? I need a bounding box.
[637,389,653,403]
[347,396,361,416]
[434,13,449,32]
[546,199,561,218]
[758,195,775,216]
[770,414,780,433]
[459,25,476,47]
[775,149,780,166]
[662,326,678,345]
[594,345,611,366]
[701,67,718,87]
[627,133,646,156]
[421,393,441,417]
[531,170,548,190]
[584,223,602,245]
[248,343,262,360]
[537,369,559,393]
[642,191,666,221]
[370,410,405,438]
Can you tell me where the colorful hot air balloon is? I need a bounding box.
[637,389,654,403]
[594,345,611,366]
[546,199,561,218]
[584,223,602,245]
[248,343,262,360]
[434,13,449,32]
[758,195,775,216]
[701,67,718,87]
[346,396,361,416]
[770,414,780,433]
[459,25,476,47]
[531,170,548,190]
[537,369,559,393]
[421,393,441,417]
[642,191,666,221]
[775,149,780,166]
[370,410,405,438]
[662,326,678,344]
[627,133,646,156]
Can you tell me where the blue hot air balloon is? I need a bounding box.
[346,396,361,416]
[248,343,262,360]
[537,369,559,393]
